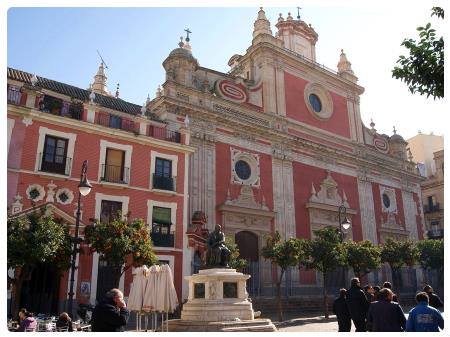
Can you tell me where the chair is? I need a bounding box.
[56,326,69,332]
[24,327,36,332]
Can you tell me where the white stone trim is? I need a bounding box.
[402,190,419,240]
[147,200,177,232]
[357,180,378,243]
[156,254,175,272]
[90,252,99,304]
[379,186,397,213]
[150,150,178,191]
[34,127,77,175]
[230,148,260,187]
[7,118,15,155]
[98,140,133,184]
[182,152,190,300]
[304,82,334,120]
[55,187,74,205]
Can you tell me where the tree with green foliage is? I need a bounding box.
[344,240,381,279]
[392,7,444,99]
[302,226,347,319]
[261,231,307,322]
[416,238,444,284]
[224,237,247,272]
[7,208,72,319]
[380,237,418,293]
[84,216,158,288]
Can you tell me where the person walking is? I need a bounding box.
[332,288,352,332]
[363,285,375,302]
[372,286,381,301]
[406,292,444,332]
[423,285,443,311]
[91,288,130,332]
[383,281,398,302]
[367,288,406,332]
[346,277,369,332]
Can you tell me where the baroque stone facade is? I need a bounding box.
[148,8,425,294]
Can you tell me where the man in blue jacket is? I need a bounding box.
[406,292,444,332]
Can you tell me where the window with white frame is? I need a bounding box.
[150,151,178,192]
[98,140,132,185]
[34,127,77,176]
[147,200,177,248]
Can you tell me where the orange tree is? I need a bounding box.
[7,208,72,319]
[344,240,381,279]
[84,216,157,288]
[261,231,308,322]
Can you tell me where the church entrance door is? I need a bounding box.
[235,231,260,297]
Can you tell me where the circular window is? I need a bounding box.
[235,160,251,180]
[309,94,322,113]
[382,193,391,208]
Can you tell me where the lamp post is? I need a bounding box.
[67,160,92,319]
[338,205,351,242]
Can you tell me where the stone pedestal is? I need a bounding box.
[182,268,253,322]
[168,268,276,331]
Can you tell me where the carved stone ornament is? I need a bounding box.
[11,194,23,215]
[46,180,57,203]
[26,184,45,202]
[56,188,74,205]
[225,185,268,211]
[231,148,260,187]
[309,170,349,208]
[379,186,397,213]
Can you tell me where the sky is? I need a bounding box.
[6,3,446,140]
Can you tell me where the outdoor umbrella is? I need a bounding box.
[161,264,179,313]
[127,265,148,312]
[142,264,159,312]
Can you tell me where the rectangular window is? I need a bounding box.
[153,158,174,191]
[109,115,122,129]
[41,135,69,174]
[100,200,123,223]
[103,148,126,183]
[151,206,173,247]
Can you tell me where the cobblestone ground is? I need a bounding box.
[275,315,355,332]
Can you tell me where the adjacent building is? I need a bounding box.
[7,65,194,313]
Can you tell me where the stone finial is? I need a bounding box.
[337,49,354,74]
[30,74,38,86]
[141,102,146,115]
[370,118,375,130]
[178,36,185,48]
[89,87,96,104]
[287,12,293,20]
[253,7,273,38]
[407,148,413,161]
[184,114,190,128]
[11,194,23,215]
[46,180,57,203]
[146,94,151,104]
[91,61,109,95]
[278,13,284,22]
[115,83,120,98]
[393,126,397,134]
[156,85,162,98]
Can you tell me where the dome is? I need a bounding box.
[390,134,406,143]
[168,47,193,58]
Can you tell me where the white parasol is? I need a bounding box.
[142,264,159,312]
[161,264,179,313]
[127,265,148,312]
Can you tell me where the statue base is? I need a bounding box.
[168,268,276,331]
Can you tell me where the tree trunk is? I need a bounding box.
[276,269,285,322]
[112,266,122,289]
[323,272,329,319]
[11,275,25,320]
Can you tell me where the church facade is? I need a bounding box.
[151,8,425,295]
[7,8,426,312]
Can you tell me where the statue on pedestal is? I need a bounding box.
[205,224,230,268]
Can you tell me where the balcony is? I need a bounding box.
[424,203,440,213]
[148,125,181,144]
[151,223,174,247]
[96,111,137,133]
[7,85,22,105]
[427,229,444,239]
[100,164,130,184]
[38,95,83,120]
[152,174,175,191]
[37,152,72,176]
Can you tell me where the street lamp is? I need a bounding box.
[338,205,351,242]
[67,160,92,319]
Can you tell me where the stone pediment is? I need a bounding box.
[224,185,269,212]
[309,170,350,208]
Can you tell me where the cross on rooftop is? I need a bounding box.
[297,6,302,20]
[184,28,191,42]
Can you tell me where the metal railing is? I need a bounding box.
[148,125,181,144]
[101,164,130,184]
[96,112,136,133]
[151,232,175,247]
[38,95,83,120]
[7,85,22,105]
[424,203,440,213]
[427,229,444,238]
[38,152,72,176]
[152,174,175,191]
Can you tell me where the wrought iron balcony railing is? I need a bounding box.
[152,174,175,191]
[38,152,72,176]
[7,85,22,105]
[100,164,130,184]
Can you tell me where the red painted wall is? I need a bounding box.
[284,71,351,138]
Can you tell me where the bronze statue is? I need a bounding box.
[205,224,231,268]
